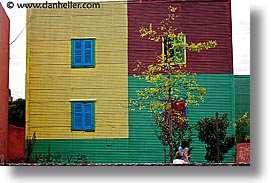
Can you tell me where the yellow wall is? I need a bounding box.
[26,1,128,139]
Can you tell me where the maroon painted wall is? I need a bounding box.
[128,0,233,75]
[7,126,25,163]
[0,3,10,163]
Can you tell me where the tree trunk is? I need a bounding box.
[168,73,173,163]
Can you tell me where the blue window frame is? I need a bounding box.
[71,101,95,131]
[71,39,95,68]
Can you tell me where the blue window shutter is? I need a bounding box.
[73,102,83,130]
[72,39,95,67]
[83,40,92,66]
[91,39,95,66]
[83,102,94,130]
[73,40,83,66]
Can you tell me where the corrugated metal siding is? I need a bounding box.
[26,2,129,140]
[0,3,10,162]
[30,74,234,164]
[26,0,235,164]
[188,74,235,163]
[234,75,250,119]
[31,139,130,164]
[128,0,233,75]
[129,74,235,163]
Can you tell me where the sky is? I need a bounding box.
[1,0,250,100]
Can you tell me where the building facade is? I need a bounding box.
[26,0,237,164]
[0,3,10,163]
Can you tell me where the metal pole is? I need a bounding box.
[215,112,220,163]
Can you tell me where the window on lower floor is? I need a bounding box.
[164,100,188,129]
[71,101,95,131]
[165,100,188,118]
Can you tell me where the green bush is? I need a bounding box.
[195,113,235,163]
[235,112,250,143]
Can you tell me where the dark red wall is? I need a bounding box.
[7,126,25,163]
[236,143,250,165]
[0,3,10,163]
[128,0,233,75]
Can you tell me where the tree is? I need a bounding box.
[155,110,192,163]
[8,98,25,127]
[195,113,235,163]
[25,132,36,163]
[235,112,250,143]
[129,6,217,163]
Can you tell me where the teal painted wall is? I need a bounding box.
[29,74,235,164]
[185,74,236,163]
[234,75,250,143]
[128,74,235,163]
[234,75,250,119]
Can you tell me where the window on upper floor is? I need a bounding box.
[162,36,186,65]
[71,101,95,131]
[71,39,95,68]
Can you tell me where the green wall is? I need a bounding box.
[29,74,236,164]
[234,75,250,118]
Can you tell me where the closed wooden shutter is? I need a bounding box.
[84,40,92,66]
[72,39,95,67]
[83,102,94,130]
[73,40,83,66]
[72,102,95,131]
[73,102,83,130]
